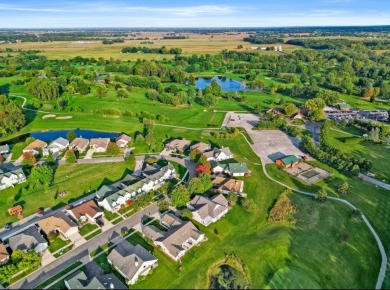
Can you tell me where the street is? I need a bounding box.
[10,202,159,289]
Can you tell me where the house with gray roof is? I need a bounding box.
[64,270,127,289]
[0,168,26,191]
[43,137,69,156]
[90,138,110,152]
[116,134,132,148]
[98,164,175,212]
[187,194,229,226]
[143,215,205,261]
[70,138,89,153]
[8,226,48,254]
[107,241,158,285]
[204,147,233,162]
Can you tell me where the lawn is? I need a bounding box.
[79,223,99,236]
[84,229,102,240]
[34,262,83,290]
[54,244,74,258]
[103,209,120,221]
[327,126,390,182]
[126,231,154,252]
[126,132,379,289]
[49,237,70,253]
[0,162,129,227]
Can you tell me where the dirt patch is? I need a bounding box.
[55,116,73,120]
[42,114,56,119]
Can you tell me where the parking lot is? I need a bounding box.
[226,113,308,164]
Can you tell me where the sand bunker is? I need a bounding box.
[42,114,56,119]
[55,116,73,120]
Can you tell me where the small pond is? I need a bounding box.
[194,76,248,92]
[30,129,120,142]
[209,264,246,289]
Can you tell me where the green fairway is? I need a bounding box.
[0,162,129,226]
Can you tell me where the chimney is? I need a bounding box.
[135,257,139,267]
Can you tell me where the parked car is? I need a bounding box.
[96,218,104,227]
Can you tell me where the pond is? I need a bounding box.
[30,129,121,142]
[209,264,246,289]
[194,76,248,92]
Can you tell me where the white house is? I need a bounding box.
[187,194,229,226]
[43,137,69,156]
[204,147,233,162]
[148,219,205,261]
[107,241,158,285]
[116,134,132,148]
[90,138,110,152]
[0,144,10,155]
[67,200,104,224]
[98,164,175,212]
[0,168,26,191]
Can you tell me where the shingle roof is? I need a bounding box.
[69,200,102,220]
[190,142,210,152]
[116,134,132,143]
[143,225,165,241]
[0,168,25,184]
[226,163,248,174]
[9,226,47,252]
[51,137,69,148]
[0,144,9,152]
[38,211,77,236]
[188,195,228,220]
[90,138,110,149]
[0,243,9,261]
[161,213,182,228]
[107,241,157,281]
[213,177,244,193]
[70,138,89,151]
[23,139,47,151]
[65,270,127,289]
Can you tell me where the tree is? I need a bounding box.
[95,83,108,98]
[181,209,192,220]
[196,164,211,176]
[368,127,380,142]
[31,165,53,186]
[106,142,119,156]
[188,74,196,86]
[65,150,77,163]
[66,130,77,142]
[242,198,255,211]
[116,88,129,99]
[316,188,327,202]
[226,192,238,206]
[340,119,347,128]
[283,103,298,116]
[198,172,212,192]
[125,154,136,170]
[187,177,204,195]
[202,94,217,107]
[170,185,190,207]
[158,200,169,212]
[337,182,349,195]
[21,152,36,167]
[189,149,202,163]
[0,95,26,137]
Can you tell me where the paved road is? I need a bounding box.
[239,131,387,290]
[359,173,390,191]
[10,202,159,289]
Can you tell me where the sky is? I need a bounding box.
[0,0,389,28]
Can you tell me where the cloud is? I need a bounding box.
[0,3,241,16]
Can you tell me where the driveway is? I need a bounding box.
[10,202,159,289]
[84,148,96,159]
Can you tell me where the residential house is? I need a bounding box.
[119,175,141,188]
[0,144,10,155]
[38,211,78,239]
[266,108,283,117]
[212,177,244,195]
[64,270,127,289]
[43,137,69,156]
[224,163,249,177]
[160,213,182,228]
[90,138,110,152]
[204,147,233,162]
[8,226,48,254]
[187,194,229,226]
[0,243,9,265]
[165,139,191,153]
[292,109,309,120]
[141,164,160,177]
[107,241,158,285]
[23,139,47,155]
[210,160,225,174]
[98,165,175,212]
[0,168,26,191]
[116,134,132,148]
[67,200,104,224]
[143,215,205,261]
[190,142,211,153]
[276,155,300,168]
[70,138,90,153]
